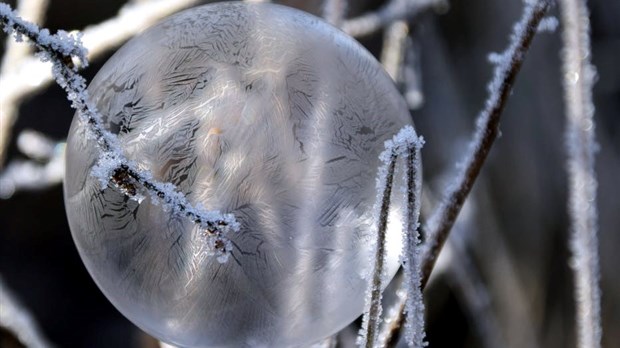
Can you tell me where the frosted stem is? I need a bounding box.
[0,0,201,168]
[420,0,551,288]
[403,142,426,347]
[559,0,602,347]
[360,152,396,348]
[0,0,49,168]
[359,125,424,348]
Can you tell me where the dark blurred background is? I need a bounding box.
[0,0,618,347]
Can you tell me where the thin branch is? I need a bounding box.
[322,0,348,27]
[0,3,239,263]
[402,35,424,109]
[381,20,409,82]
[0,0,49,74]
[402,136,426,347]
[359,126,424,348]
[341,0,444,38]
[0,0,49,167]
[360,153,396,348]
[377,289,407,347]
[446,231,505,348]
[420,0,551,288]
[0,0,201,167]
[559,0,602,347]
[0,276,53,348]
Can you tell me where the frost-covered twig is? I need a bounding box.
[359,152,396,348]
[0,276,53,348]
[0,0,49,167]
[420,0,551,288]
[359,126,425,348]
[0,0,201,167]
[559,0,602,347]
[0,3,239,263]
[402,130,426,347]
[0,0,48,74]
[341,0,444,37]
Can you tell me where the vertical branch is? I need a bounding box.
[403,142,426,347]
[322,0,347,27]
[359,125,424,348]
[360,153,397,348]
[559,0,602,347]
[381,20,409,82]
[420,0,551,288]
[402,36,424,110]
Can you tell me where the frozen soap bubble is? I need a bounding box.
[64,2,414,347]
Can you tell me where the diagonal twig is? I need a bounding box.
[0,0,201,168]
[420,0,551,289]
[0,3,239,263]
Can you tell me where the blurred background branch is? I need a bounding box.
[559,0,602,347]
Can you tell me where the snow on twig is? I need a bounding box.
[0,0,202,167]
[559,0,602,347]
[420,0,551,289]
[402,129,426,347]
[358,125,425,348]
[0,3,239,263]
[0,0,49,167]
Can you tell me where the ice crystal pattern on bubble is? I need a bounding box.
[64,3,414,347]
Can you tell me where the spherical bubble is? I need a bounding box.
[64,2,413,347]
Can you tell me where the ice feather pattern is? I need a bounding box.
[64,3,414,348]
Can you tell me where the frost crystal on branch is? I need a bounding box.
[421,0,550,289]
[0,2,239,262]
[359,125,425,348]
